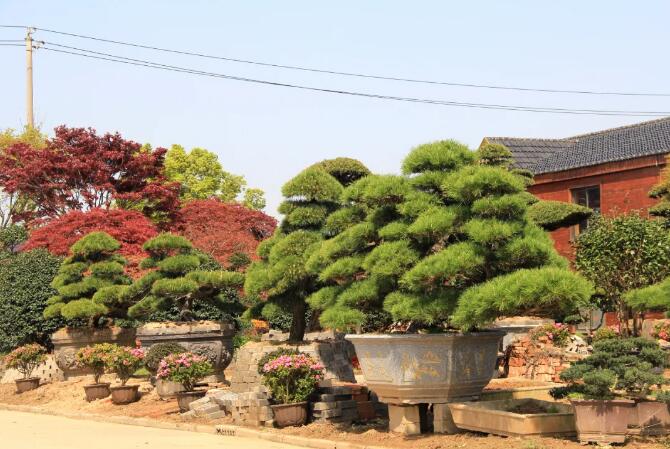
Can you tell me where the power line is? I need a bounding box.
[35,41,670,117]
[0,24,666,98]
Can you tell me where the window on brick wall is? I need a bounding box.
[571,185,600,239]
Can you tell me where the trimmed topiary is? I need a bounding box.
[245,158,370,341]
[527,200,593,231]
[43,232,132,326]
[144,342,186,373]
[307,139,593,332]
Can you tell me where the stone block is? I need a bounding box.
[194,404,222,417]
[356,401,376,421]
[312,401,338,411]
[337,400,358,410]
[433,403,459,434]
[388,404,421,436]
[312,408,343,419]
[206,410,228,419]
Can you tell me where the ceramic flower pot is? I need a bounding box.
[571,399,635,444]
[110,385,139,404]
[83,383,111,402]
[271,402,307,427]
[15,377,40,394]
[346,332,504,404]
[176,390,206,413]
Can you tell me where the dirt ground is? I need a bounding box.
[0,377,666,449]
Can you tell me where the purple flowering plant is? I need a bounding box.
[156,352,212,392]
[105,345,145,386]
[261,352,324,404]
[4,344,46,379]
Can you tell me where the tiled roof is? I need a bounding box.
[485,117,670,174]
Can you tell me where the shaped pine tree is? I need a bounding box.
[307,140,593,332]
[44,232,132,325]
[121,233,244,321]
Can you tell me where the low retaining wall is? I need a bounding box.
[0,354,64,384]
[226,331,355,394]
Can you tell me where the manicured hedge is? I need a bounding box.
[0,249,64,352]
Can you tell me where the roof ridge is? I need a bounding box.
[486,136,570,143]
[566,116,670,140]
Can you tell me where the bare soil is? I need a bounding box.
[0,377,665,449]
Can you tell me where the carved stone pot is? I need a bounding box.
[52,327,136,379]
[346,332,504,404]
[136,321,235,382]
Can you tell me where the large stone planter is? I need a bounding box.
[448,399,576,437]
[346,332,504,404]
[52,327,136,379]
[629,400,670,436]
[136,321,235,382]
[571,399,635,444]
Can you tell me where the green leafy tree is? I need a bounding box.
[307,140,592,332]
[43,232,132,326]
[164,144,265,208]
[0,249,64,352]
[575,213,670,335]
[119,233,244,321]
[244,158,370,341]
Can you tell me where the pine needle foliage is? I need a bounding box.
[43,232,131,325]
[306,139,592,332]
[244,158,370,341]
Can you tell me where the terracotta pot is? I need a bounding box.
[346,332,504,404]
[83,383,111,402]
[571,399,635,444]
[271,402,307,428]
[15,377,40,393]
[176,390,206,413]
[110,385,139,404]
[629,400,670,436]
[155,378,186,399]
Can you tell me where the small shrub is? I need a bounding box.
[75,343,117,383]
[106,346,145,386]
[653,321,670,342]
[156,352,212,391]
[592,326,620,342]
[144,342,186,373]
[529,323,571,348]
[260,352,324,404]
[257,348,299,375]
[4,343,46,379]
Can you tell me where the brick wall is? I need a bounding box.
[528,155,666,259]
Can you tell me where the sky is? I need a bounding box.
[1,1,669,216]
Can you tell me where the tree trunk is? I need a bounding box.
[289,299,307,342]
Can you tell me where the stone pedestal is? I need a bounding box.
[52,327,136,379]
[433,403,459,434]
[137,320,235,382]
[389,404,421,435]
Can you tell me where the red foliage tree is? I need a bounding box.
[172,199,277,268]
[0,126,180,225]
[23,208,158,258]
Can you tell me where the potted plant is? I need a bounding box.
[4,344,46,393]
[144,342,187,398]
[260,351,324,427]
[156,352,212,412]
[75,343,116,401]
[551,337,668,443]
[44,232,136,378]
[106,345,145,404]
[108,233,242,380]
[298,141,592,407]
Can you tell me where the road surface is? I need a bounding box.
[0,410,304,449]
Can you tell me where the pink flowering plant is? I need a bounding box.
[156,352,212,392]
[4,344,46,379]
[261,352,324,404]
[105,345,145,386]
[75,343,116,384]
[530,323,571,348]
[653,321,670,342]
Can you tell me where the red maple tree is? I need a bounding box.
[23,208,158,259]
[0,126,180,225]
[172,199,277,268]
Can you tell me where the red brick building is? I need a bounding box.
[484,117,670,258]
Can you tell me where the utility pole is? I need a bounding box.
[25,27,34,129]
